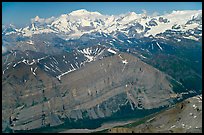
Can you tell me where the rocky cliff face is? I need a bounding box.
[2,52,181,132]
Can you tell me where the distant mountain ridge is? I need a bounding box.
[2,9,202,40]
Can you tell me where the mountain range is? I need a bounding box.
[2,9,202,133]
[2,9,202,40]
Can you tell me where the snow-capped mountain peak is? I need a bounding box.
[34,16,40,22]
[69,9,102,16]
[3,9,202,41]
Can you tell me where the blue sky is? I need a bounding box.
[2,2,202,27]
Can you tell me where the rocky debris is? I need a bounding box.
[158,17,168,23]
[108,95,202,133]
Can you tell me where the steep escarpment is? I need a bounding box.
[2,52,183,132]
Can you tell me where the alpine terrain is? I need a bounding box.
[2,9,202,133]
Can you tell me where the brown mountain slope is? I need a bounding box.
[108,95,202,133]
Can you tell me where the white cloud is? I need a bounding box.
[151,11,160,17]
[31,16,44,23]
[44,16,55,24]
[142,9,147,15]
[31,16,55,24]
